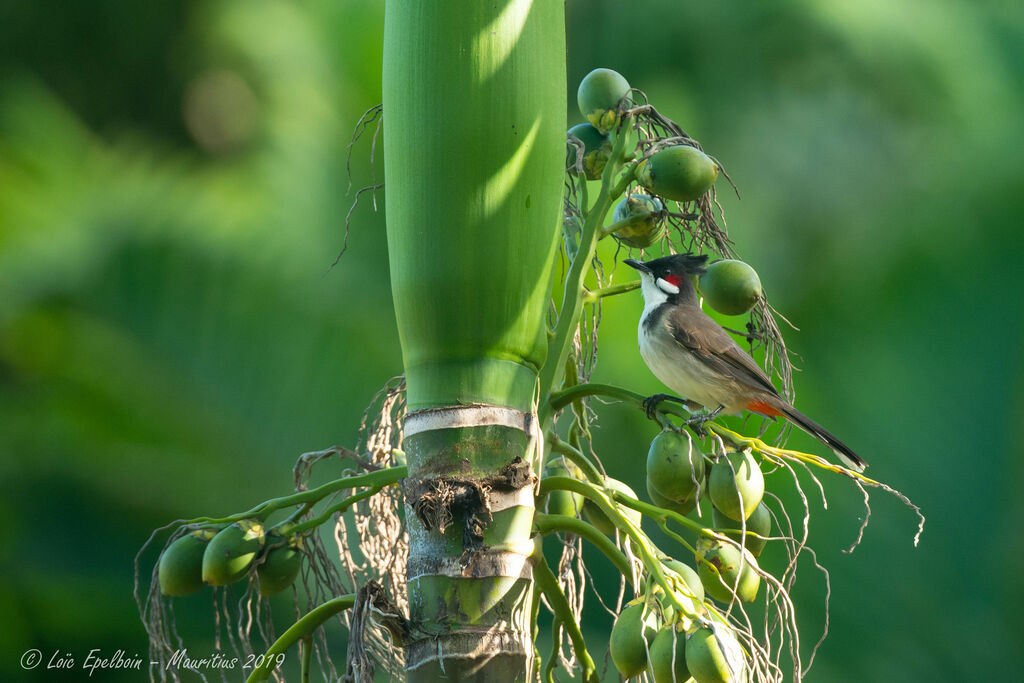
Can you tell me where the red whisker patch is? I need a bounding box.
[746,400,782,417]
[663,274,683,287]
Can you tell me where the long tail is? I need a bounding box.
[777,403,867,472]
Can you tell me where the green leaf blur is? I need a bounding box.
[1,0,1020,681]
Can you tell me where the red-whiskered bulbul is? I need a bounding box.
[624,253,867,472]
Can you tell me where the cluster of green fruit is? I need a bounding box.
[157,520,303,598]
[602,435,772,681]
[567,68,719,249]
[609,557,748,683]
[544,430,771,681]
[647,432,770,604]
[545,435,770,604]
[567,68,764,316]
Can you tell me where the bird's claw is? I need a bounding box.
[643,393,684,420]
[684,406,723,436]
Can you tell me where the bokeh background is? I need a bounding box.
[1,0,1021,681]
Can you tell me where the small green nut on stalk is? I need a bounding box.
[202,519,265,586]
[698,260,762,316]
[257,533,303,597]
[660,557,705,618]
[696,537,761,604]
[646,476,697,516]
[543,458,585,518]
[583,476,642,536]
[612,193,667,248]
[649,627,693,683]
[712,501,771,557]
[646,430,706,502]
[636,145,719,203]
[610,602,660,678]
[685,626,748,683]
[567,123,613,180]
[577,67,631,134]
[158,528,220,596]
[708,450,764,522]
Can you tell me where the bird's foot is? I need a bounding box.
[642,393,687,420]
[684,406,724,436]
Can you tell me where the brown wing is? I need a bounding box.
[665,305,780,397]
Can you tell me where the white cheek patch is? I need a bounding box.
[656,277,680,295]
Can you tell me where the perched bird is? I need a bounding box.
[624,253,867,472]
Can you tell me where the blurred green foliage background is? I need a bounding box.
[1,0,1021,681]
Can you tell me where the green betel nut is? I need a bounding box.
[649,627,691,683]
[661,557,705,617]
[158,528,219,596]
[696,537,761,604]
[567,122,613,180]
[636,145,719,202]
[613,193,666,248]
[610,602,659,678]
[543,458,585,518]
[646,430,706,502]
[646,476,697,516]
[685,626,748,683]
[713,501,771,557]
[698,260,763,315]
[258,534,303,597]
[582,476,641,536]
[202,519,265,586]
[708,450,764,522]
[577,68,631,134]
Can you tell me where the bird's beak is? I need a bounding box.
[623,259,651,274]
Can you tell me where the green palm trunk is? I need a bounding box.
[382,0,565,679]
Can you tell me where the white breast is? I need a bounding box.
[637,313,742,413]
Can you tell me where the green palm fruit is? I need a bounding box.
[583,476,642,536]
[696,537,761,604]
[636,145,719,202]
[649,627,693,683]
[712,501,771,557]
[685,626,747,683]
[698,260,762,315]
[158,528,219,596]
[543,457,585,518]
[577,67,631,134]
[612,193,666,248]
[202,519,265,586]
[661,557,705,617]
[257,533,303,597]
[610,602,660,678]
[646,476,697,516]
[567,123,613,180]
[647,430,706,502]
[708,450,764,522]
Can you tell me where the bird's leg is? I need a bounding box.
[643,393,683,419]
[685,405,724,436]
[642,393,702,420]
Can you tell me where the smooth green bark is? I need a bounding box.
[383,0,565,413]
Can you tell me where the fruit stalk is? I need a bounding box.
[537,125,634,412]
[246,594,357,683]
[530,541,598,682]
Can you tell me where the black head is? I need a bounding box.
[625,253,708,278]
[624,253,706,303]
